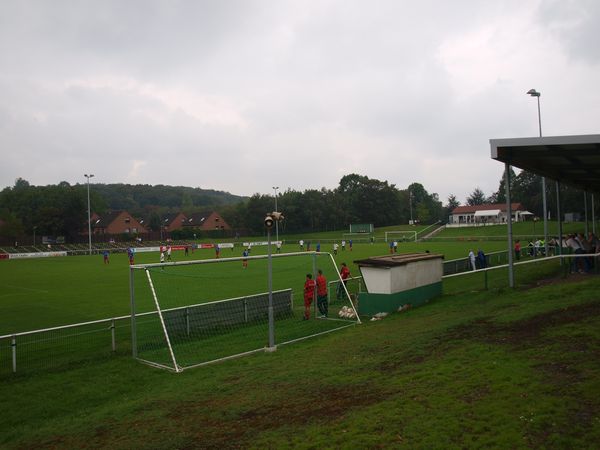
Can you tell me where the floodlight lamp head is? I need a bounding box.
[264,211,284,229]
[264,215,274,229]
[527,89,540,97]
[270,211,284,221]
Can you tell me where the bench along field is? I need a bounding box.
[1,227,599,448]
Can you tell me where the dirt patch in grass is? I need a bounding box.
[446,300,600,348]
[165,384,391,448]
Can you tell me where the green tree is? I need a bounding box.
[466,187,487,206]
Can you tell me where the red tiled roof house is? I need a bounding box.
[92,211,148,235]
[182,211,231,231]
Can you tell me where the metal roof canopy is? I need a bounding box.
[490,134,600,194]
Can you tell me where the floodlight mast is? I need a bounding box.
[527,89,548,256]
[265,211,284,351]
[272,186,280,242]
[84,174,95,255]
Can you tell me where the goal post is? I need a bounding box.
[384,230,417,243]
[129,251,360,372]
[349,223,374,233]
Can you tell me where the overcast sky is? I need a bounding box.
[1,0,598,204]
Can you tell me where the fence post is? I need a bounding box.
[11,335,16,373]
[111,319,116,352]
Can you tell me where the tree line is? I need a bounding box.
[219,174,445,234]
[0,179,245,243]
[460,168,594,220]
[0,170,593,244]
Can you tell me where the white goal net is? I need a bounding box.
[384,230,417,242]
[129,251,360,372]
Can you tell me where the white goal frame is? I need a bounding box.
[129,251,360,372]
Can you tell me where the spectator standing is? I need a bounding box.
[477,249,487,269]
[514,240,521,261]
[468,250,476,271]
[566,234,588,273]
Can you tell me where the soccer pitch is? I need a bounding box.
[0,240,507,335]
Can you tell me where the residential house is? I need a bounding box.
[92,210,148,235]
[182,211,231,231]
[161,212,188,232]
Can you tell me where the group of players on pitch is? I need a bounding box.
[303,262,351,320]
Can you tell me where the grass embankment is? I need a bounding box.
[437,221,586,239]
[1,273,599,448]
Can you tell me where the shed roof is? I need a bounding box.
[490,134,600,193]
[354,253,444,267]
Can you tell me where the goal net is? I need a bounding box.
[349,223,374,233]
[129,251,360,372]
[384,230,417,242]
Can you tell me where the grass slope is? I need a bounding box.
[1,274,599,448]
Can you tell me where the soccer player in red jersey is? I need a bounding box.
[303,273,316,320]
[316,269,328,318]
[337,262,351,300]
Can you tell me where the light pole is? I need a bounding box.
[409,190,413,225]
[264,212,283,352]
[84,174,94,255]
[272,186,279,242]
[527,89,549,256]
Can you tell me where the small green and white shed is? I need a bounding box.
[354,253,444,316]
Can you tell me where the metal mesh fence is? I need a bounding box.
[0,317,132,376]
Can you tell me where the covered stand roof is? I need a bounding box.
[490,134,600,193]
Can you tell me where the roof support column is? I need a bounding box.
[505,163,514,288]
[584,191,589,236]
[556,181,563,259]
[542,178,549,256]
[592,194,596,235]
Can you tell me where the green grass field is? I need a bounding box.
[1,227,599,448]
[0,240,508,334]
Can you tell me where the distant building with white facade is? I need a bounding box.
[449,203,530,226]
